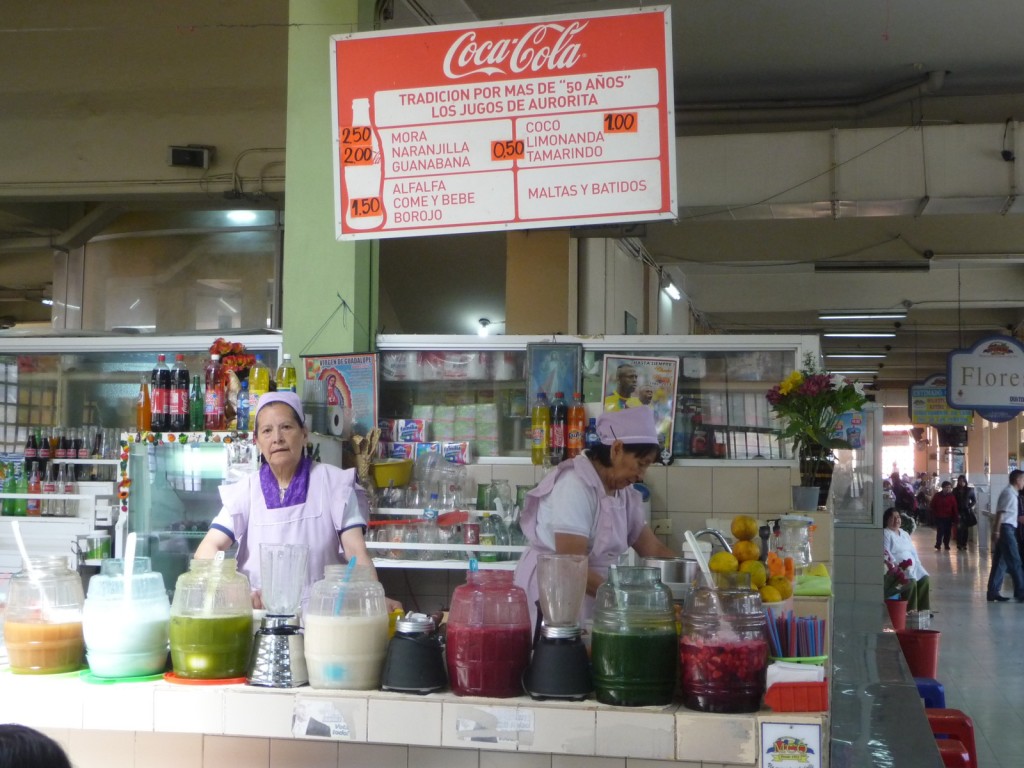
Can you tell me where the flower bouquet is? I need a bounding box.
[884,553,912,599]
[765,353,867,487]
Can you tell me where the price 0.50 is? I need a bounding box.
[340,125,372,146]
[342,146,376,166]
[349,196,382,218]
[603,112,638,134]
[491,139,525,161]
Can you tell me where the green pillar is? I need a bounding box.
[284,0,378,385]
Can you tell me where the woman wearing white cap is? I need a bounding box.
[196,391,399,611]
[513,406,675,627]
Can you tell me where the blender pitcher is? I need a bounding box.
[246,543,309,688]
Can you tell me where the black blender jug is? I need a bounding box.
[522,553,592,701]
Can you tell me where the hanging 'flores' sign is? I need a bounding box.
[946,335,1024,422]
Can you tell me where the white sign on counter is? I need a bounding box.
[331,6,676,240]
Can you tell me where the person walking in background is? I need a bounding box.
[930,480,958,551]
[985,469,1024,602]
[891,472,919,522]
[953,474,978,550]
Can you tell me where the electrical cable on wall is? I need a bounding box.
[299,292,373,358]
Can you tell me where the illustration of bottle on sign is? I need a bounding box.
[344,97,385,231]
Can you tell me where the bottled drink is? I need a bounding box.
[61,462,76,517]
[420,492,443,562]
[672,402,690,458]
[566,392,586,459]
[56,427,70,460]
[275,353,297,393]
[37,427,50,475]
[41,463,57,516]
[585,417,600,452]
[150,354,171,431]
[530,392,551,466]
[690,411,708,456]
[549,392,568,465]
[136,378,151,432]
[25,462,41,515]
[235,379,250,432]
[2,464,17,516]
[23,429,38,473]
[189,375,204,431]
[168,354,190,431]
[344,97,385,231]
[204,354,226,430]
[48,427,62,464]
[14,464,28,516]
[247,355,271,431]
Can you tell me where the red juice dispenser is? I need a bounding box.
[446,568,531,697]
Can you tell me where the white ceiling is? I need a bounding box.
[4,0,1024,394]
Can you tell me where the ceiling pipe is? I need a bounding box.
[676,70,947,126]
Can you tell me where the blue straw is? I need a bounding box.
[332,559,358,616]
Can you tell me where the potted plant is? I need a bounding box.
[765,354,867,510]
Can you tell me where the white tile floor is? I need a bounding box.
[909,524,1024,768]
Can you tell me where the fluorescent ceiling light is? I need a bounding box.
[663,282,681,301]
[824,332,896,338]
[818,311,906,320]
[828,370,877,375]
[227,210,258,225]
[814,261,929,273]
[218,297,239,314]
[825,353,886,359]
[40,298,53,306]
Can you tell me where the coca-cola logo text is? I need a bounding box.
[442,21,587,79]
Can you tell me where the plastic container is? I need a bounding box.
[304,564,389,690]
[169,557,253,680]
[885,597,908,630]
[590,566,678,706]
[83,557,170,678]
[764,680,829,712]
[4,556,85,674]
[681,579,769,713]
[896,629,941,678]
[446,570,531,697]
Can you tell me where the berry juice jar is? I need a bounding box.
[446,570,531,697]
[680,577,768,713]
[590,566,678,706]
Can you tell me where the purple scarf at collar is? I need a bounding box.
[259,455,312,509]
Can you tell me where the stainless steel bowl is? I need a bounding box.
[641,557,699,584]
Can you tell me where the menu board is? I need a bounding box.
[331,7,676,240]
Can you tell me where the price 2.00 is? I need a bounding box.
[340,126,372,146]
[491,139,525,161]
[342,146,376,166]
[603,112,638,133]
[349,197,382,218]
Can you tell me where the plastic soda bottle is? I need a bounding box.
[41,463,57,516]
[150,354,171,431]
[14,464,28,516]
[189,375,204,431]
[585,417,600,452]
[169,353,190,431]
[275,353,297,393]
[136,377,152,432]
[247,355,271,430]
[235,379,250,432]
[566,392,586,459]
[26,461,41,516]
[549,392,568,465]
[204,354,226,430]
[530,392,551,466]
[2,464,16,516]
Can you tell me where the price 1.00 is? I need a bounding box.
[603,112,638,134]
[349,197,382,218]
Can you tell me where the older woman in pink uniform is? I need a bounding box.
[196,391,398,611]
[513,407,675,629]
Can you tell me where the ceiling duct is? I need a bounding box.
[814,261,930,273]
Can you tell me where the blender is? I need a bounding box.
[246,543,309,688]
[522,553,592,701]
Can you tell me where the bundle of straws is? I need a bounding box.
[765,607,825,659]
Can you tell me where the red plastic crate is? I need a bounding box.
[764,680,829,712]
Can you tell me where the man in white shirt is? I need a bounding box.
[985,469,1024,602]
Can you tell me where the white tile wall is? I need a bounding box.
[135,732,204,768]
[711,468,759,514]
[338,741,410,768]
[481,751,554,768]
[153,684,226,733]
[224,688,296,739]
[522,704,595,755]
[268,737,339,768]
[553,755,625,768]
[368,696,444,745]
[595,709,675,759]
[676,712,757,765]
[202,735,270,768]
[68,729,136,768]
[82,682,156,732]
[409,745,479,768]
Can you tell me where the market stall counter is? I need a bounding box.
[0,671,828,767]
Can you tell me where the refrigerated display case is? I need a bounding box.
[828,402,885,526]
[376,334,819,464]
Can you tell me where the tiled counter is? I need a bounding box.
[0,672,827,768]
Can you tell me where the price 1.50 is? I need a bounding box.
[349,197,382,218]
[603,112,638,134]
[490,139,525,161]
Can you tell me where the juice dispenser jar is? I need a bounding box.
[590,565,677,706]
[83,556,170,678]
[680,579,769,713]
[169,557,253,680]
[304,564,389,690]
[446,569,531,697]
[4,556,85,674]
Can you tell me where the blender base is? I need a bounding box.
[247,617,309,688]
[522,639,592,701]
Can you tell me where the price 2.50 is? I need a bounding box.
[340,126,372,146]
